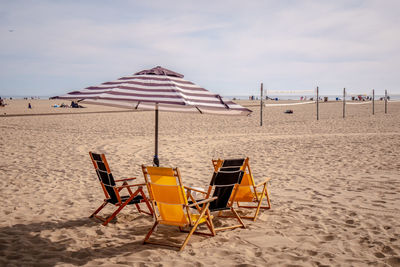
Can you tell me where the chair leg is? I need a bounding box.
[183,209,215,237]
[135,203,142,213]
[90,201,107,218]
[103,204,125,226]
[265,187,272,209]
[180,203,210,251]
[126,184,134,195]
[253,186,271,221]
[233,186,271,221]
[139,188,154,215]
[253,190,265,222]
[212,207,245,232]
[205,209,216,236]
[231,207,246,229]
[143,221,159,244]
[103,191,140,226]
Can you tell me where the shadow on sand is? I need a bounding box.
[0,217,154,266]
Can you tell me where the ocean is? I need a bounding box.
[223,94,400,101]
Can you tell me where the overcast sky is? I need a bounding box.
[1,0,399,97]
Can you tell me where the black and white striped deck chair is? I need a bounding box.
[89,152,153,225]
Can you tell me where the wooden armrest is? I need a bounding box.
[255,177,271,188]
[186,197,217,208]
[184,186,207,194]
[115,177,136,182]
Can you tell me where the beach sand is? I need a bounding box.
[1,99,399,266]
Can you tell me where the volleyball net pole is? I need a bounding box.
[385,90,388,114]
[343,88,346,119]
[260,83,263,127]
[316,86,319,121]
[372,89,375,115]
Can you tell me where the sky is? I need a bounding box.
[1,0,400,97]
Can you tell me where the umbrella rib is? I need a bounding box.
[135,101,141,109]
[217,95,230,109]
[195,106,203,114]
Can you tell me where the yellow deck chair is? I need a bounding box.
[141,165,216,251]
[212,157,271,221]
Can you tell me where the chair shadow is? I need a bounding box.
[0,217,154,266]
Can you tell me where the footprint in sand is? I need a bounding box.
[95,229,104,235]
[323,235,335,241]
[322,252,335,258]
[348,211,357,216]
[307,250,318,256]
[374,252,385,258]
[382,245,395,255]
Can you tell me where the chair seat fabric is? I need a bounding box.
[158,213,213,227]
[188,199,230,212]
[107,195,143,205]
[190,214,213,225]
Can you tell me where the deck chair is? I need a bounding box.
[89,152,153,226]
[212,157,271,221]
[196,169,246,231]
[141,165,217,251]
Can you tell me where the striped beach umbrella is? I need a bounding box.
[54,66,252,166]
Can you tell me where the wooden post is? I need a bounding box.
[372,89,375,115]
[316,86,319,121]
[385,90,388,114]
[153,105,160,167]
[260,83,263,126]
[343,88,346,118]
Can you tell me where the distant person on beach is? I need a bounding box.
[28,103,32,109]
[71,101,78,108]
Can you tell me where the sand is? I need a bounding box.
[0,99,399,266]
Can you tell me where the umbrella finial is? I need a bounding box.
[134,66,184,78]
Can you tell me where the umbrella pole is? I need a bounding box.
[153,106,160,167]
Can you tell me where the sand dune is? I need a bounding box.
[0,99,399,266]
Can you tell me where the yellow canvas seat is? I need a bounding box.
[141,166,216,251]
[212,157,271,221]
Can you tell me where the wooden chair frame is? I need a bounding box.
[142,165,217,251]
[192,170,246,232]
[212,157,271,221]
[89,152,153,226]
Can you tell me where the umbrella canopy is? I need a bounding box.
[54,66,252,165]
[56,66,251,116]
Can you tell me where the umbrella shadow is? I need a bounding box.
[0,217,153,266]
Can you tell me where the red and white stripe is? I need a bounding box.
[55,74,251,116]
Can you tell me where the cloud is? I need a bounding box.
[0,0,399,97]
